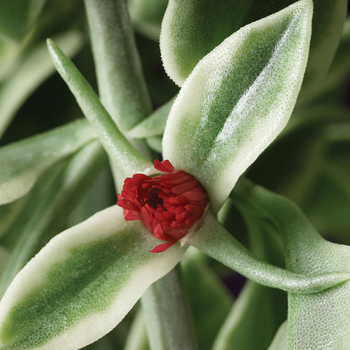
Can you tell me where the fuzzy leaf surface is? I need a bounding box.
[0,141,107,298]
[188,210,349,294]
[213,215,286,350]
[233,180,350,348]
[0,206,185,350]
[47,39,152,178]
[0,120,96,205]
[163,1,312,211]
[160,0,345,88]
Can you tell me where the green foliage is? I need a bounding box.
[160,0,346,88]
[0,0,47,42]
[0,0,349,349]
[162,0,312,212]
[0,120,96,205]
[0,207,184,349]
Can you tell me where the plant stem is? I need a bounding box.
[84,0,152,131]
[142,264,198,350]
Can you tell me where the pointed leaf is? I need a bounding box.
[163,1,312,211]
[47,39,152,178]
[160,0,345,88]
[0,205,185,350]
[0,30,84,138]
[0,119,96,205]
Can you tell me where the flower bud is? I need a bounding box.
[117,160,209,252]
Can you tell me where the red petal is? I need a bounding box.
[185,215,198,227]
[184,189,208,201]
[171,180,198,194]
[141,207,153,232]
[185,204,204,216]
[162,211,175,219]
[150,240,176,253]
[165,173,192,185]
[123,209,140,221]
[154,159,174,173]
[154,223,167,241]
[174,205,185,214]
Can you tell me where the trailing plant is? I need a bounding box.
[0,0,349,349]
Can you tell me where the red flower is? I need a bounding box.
[117,160,209,253]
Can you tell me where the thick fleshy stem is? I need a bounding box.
[142,264,198,350]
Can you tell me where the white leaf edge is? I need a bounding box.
[0,205,185,350]
[162,0,313,212]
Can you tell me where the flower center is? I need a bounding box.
[117,160,209,253]
[145,188,163,209]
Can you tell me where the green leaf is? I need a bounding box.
[0,196,28,239]
[0,141,107,297]
[268,321,288,350]
[128,0,168,41]
[146,136,163,154]
[213,212,286,350]
[214,281,280,350]
[0,30,84,138]
[69,166,115,227]
[298,18,350,104]
[0,39,18,82]
[300,0,347,95]
[181,249,233,350]
[47,39,152,178]
[188,210,349,293]
[160,0,345,88]
[0,0,46,42]
[124,310,150,350]
[232,179,350,348]
[0,161,68,251]
[0,206,185,350]
[303,159,350,240]
[0,246,9,278]
[162,0,312,212]
[84,0,152,132]
[0,119,96,205]
[127,97,176,139]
